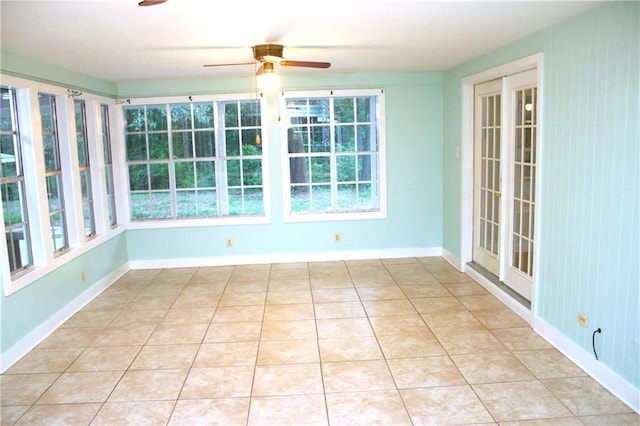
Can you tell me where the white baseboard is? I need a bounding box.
[128,247,443,270]
[0,262,130,373]
[534,317,640,414]
[442,248,463,271]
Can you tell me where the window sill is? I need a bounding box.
[284,210,387,223]
[126,214,272,230]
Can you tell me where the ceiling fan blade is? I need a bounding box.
[203,62,255,68]
[280,60,331,69]
[138,0,167,6]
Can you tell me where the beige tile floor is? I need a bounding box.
[2,257,638,425]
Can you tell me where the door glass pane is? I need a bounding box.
[511,87,537,277]
[479,92,501,256]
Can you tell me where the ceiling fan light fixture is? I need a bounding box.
[257,62,279,92]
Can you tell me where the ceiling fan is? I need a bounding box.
[138,0,167,6]
[203,44,331,73]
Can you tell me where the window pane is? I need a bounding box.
[336,184,356,210]
[148,133,169,160]
[227,159,241,186]
[357,124,376,151]
[356,97,375,122]
[358,154,375,181]
[290,157,310,184]
[80,170,91,201]
[171,103,192,129]
[288,128,309,153]
[126,134,147,161]
[0,134,18,177]
[175,161,195,189]
[50,212,67,251]
[241,129,262,155]
[75,101,88,167]
[172,131,193,159]
[225,130,240,156]
[312,185,331,210]
[1,182,25,225]
[125,107,146,132]
[311,157,330,183]
[197,189,217,216]
[177,190,197,217]
[309,99,330,124]
[196,161,215,187]
[334,98,354,123]
[130,192,172,219]
[6,223,31,270]
[146,106,167,131]
[129,164,149,191]
[336,125,355,152]
[193,103,214,128]
[311,126,330,153]
[244,188,264,214]
[194,130,215,157]
[149,163,169,190]
[337,155,356,182]
[46,174,62,211]
[240,100,261,127]
[242,159,262,186]
[291,186,310,213]
[224,102,238,127]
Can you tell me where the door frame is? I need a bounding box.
[460,53,543,323]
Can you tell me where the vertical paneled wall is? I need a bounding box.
[443,2,639,388]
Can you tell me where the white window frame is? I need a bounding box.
[0,75,124,296]
[280,88,387,223]
[123,93,271,230]
[1,86,34,277]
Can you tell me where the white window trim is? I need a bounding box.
[120,93,272,229]
[1,75,125,296]
[279,88,387,223]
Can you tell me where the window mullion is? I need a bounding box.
[329,96,338,210]
[166,104,177,218]
[86,100,108,235]
[214,101,228,216]
[56,95,82,248]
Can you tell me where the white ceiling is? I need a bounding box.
[1,0,603,83]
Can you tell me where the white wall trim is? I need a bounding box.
[459,52,543,268]
[442,248,463,271]
[465,265,533,324]
[129,247,442,270]
[0,262,129,373]
[534,317,640,414]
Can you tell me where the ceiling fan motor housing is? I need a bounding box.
[253,44,284,63]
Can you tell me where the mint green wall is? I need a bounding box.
[443,2,639,388]
[126,73,444,262]
[1,234,128,352]
[0,50,118,97]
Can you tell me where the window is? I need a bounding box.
[124,98,264,220]
[1,86,33,274]
[100,104,117,228]
[282,89,385,219]
[74,100,96,238]
[39,93,68,253]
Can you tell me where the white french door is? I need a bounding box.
[473,69,538,300]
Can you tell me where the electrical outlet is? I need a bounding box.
[80,271,86,283]
[577,312,588,327]
[226,237,233,248]
[334,232,341,243]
